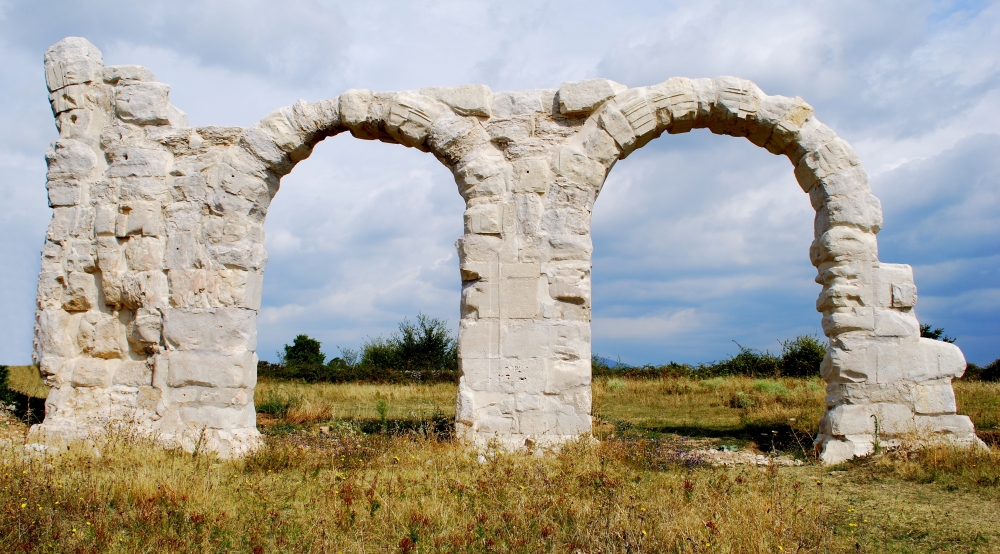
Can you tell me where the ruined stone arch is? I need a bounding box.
[32,37,980,464]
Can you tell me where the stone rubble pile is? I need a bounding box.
[30,37,980,463]
[687,448,806,467]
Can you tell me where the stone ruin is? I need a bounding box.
[29,37,982,464]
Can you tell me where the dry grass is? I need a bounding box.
[3,366,49,399]
[0,375,998,552]
[0,427,840,553]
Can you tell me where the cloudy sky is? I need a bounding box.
[0,0,997,366]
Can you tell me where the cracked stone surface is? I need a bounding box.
[29,37,981,463]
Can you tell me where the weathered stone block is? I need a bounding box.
[62,271,97,312]
[108,148,169,178]
[598,103,636,151]
[794,138,861,193]
[78,311,122,359]
[493,359,545,394]
[421,85,492,117]
[511,158,550,194]
[821,306,874,336]
[544,359,590,394]
[558,79,626,116]
[814,193,883,235]
[500,277,539,319]
[614,88,657,138]
[128,307,163,352]
[491,90,545,118]
[116,81,171,125]
[71,358,118,388]
[180,403,256,430]
[114,360,152,387]
[103,65,157,84]
[874,308,920,337]
[914,414,975,435]
[892,284,917,308]
[36,309,74,358]
[501,322,552,359]
[339,89,373,129]
[454,155,507,199]
[910,338,967,382]
[913,381,957,415]
[552,146,605,189]
[116,202,163,238]
[124,236,165,271]
[46,139,98,181]
[464,203,503,234]
[163,308,256,352]
[872,263,914,308]
[458,318,499,360]
[166,350,257,388]
[44,37,103,91]
[47,180,82,207]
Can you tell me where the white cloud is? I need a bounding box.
[593,309,701,340]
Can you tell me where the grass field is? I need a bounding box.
[0,376,998,552]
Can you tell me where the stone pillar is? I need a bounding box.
[453,148,596,448]
[30,37,263,456]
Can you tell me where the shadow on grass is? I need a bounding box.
[6,394,45,426]
[601,418,817,456]
[261,413,454,439]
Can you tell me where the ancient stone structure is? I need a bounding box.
[30,37,981,464]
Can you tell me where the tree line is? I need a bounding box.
[260,316,999,384]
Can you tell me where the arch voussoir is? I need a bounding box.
[30,36,981,463]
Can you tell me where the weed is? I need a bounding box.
[606,377,626,392]
[752,379,791,397]
[255,389,296,418]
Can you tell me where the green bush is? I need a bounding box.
[0,366,18,408]
[708,343,781,377]
[962,358,1000,382]
[752,379,791,397]
[778,335,827,377]
[920,323,956,343]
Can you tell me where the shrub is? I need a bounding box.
[779,335,827,377]
[0,366,18,409]
[920,323,955,343]
[962,358,1000,381]
[708,343,781,377]
[605,378,626,392]
[284,334,325,367]
[357,313,458,382]
[752,379,791,397]
[256,389,297,418]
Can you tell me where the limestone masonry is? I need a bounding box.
[30,37,982,464]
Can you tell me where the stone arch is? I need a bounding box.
[31,37,980,463]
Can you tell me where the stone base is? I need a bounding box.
[456,422,592,451]
[26,420,261,459]
[815,422,987,465]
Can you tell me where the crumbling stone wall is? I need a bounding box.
[31,37,981,463]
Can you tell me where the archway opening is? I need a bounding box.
[258,132,465,364]
[591,130,822,367]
